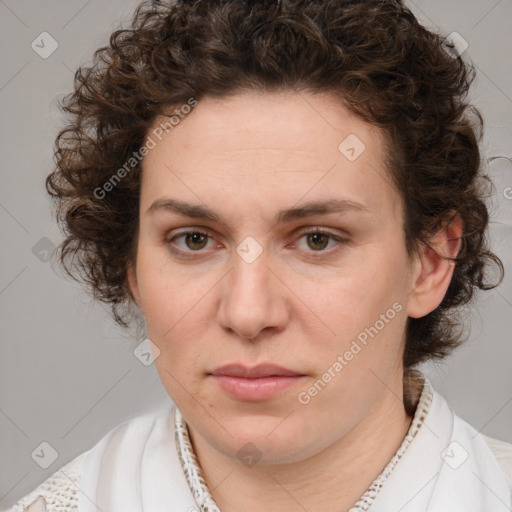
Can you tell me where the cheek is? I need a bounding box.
[308,262,396,323]
[135,250,218,378]
[303,253,408,359]
[136,248,212,336]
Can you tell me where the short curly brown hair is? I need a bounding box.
[47,0,503,369]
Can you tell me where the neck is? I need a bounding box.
[188,370,418,512]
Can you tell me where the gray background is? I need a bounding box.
[1,0,511,508]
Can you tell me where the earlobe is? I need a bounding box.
[406,212,462,319]
[127,263,142,309]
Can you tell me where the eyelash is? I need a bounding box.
[165,228,348,259]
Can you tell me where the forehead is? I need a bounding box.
[141,90,401,224]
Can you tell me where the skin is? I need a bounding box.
[127,89,462,512]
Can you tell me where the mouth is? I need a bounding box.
[208,363,307,402]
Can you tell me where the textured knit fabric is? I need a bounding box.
[4,375,512,512]
[3,451,88,512]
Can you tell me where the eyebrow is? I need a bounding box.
[147,197,370,224]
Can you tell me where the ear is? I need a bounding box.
[406,211,463,319]
[127,262,142,309]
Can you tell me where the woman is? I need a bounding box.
[8,0,512,511]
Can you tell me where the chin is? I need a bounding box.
[206,414,318,464]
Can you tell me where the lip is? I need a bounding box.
[208,363,306,402]
[210,363,304,378]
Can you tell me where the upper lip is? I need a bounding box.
[209,363,304,378]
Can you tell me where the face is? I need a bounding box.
[128,90,423,465]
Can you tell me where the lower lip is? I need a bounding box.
[210,375,305,401]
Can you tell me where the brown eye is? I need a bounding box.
[166,229,215,255]
[184,232,209,250]
[293,228,349,258]
[306,232,330,251]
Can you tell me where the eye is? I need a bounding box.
[293,228,348,255]
[166,229,218,254]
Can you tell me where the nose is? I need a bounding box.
[217,247,290,341]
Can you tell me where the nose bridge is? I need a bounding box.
[232,232,272,288]
[229,247,272,312]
